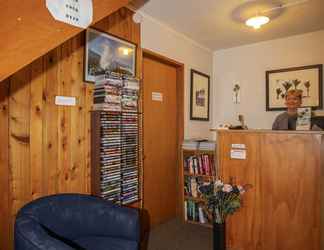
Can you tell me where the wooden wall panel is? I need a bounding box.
[9,67,31,217]
[44,48,61,195]
[260,134,321,250]
[58,40,72,193]
[0,7,140,250]
[70,35,85,193]
[218,132,262,250]
[9,67,31,246]
[0,80,9,247]
[30,58,45,200]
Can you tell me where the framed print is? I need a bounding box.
[266,64,323,111]
[85,28,136,82]
[190,69,210,121]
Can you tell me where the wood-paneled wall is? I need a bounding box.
[0,7,140,250]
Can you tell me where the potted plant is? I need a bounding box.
[199,180,251,250]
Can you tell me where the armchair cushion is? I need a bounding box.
[15,194,140,250]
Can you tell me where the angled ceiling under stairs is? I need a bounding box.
[0,0,130,82]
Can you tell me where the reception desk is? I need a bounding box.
[216,129,324,250]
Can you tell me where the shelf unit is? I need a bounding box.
[90,73,142,206]
[181,147,216,227]
[91,111,141,205]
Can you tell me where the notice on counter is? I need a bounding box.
[230,149,246,160]
[231,143,246,149]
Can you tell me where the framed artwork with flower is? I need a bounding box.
[190,69,210,121]
[266,64,323,111]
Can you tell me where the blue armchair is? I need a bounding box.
[15,194,140,250]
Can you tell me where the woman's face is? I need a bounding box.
[285,94,302,110]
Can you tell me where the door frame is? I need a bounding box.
[142,49,184,217]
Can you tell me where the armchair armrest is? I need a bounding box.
[15,216,74,250]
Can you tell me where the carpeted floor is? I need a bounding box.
[147,218,212,250]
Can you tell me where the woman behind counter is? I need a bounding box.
[272,89,303,130]
[272,89,322,130]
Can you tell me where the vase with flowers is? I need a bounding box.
[199,180,251,250]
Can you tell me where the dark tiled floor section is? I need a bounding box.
[147,218,212,250]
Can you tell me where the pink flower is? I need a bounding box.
[215,180,223,187]
[222,184,233,193]
[237,185,245,194]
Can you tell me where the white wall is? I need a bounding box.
[213,30,324,129]
[140,13,214,140]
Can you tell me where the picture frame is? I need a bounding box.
[266,64,323,111]
[84,28,137,83]
[190,69,210,121]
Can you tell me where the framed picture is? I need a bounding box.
[85,28,136,82]
[190,69,210,121]
[266,64,323,111]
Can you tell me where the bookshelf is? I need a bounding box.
[181,145,216,228]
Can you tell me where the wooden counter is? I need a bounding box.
[216,129,324,250]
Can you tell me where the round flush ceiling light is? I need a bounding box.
[245,15,270,29]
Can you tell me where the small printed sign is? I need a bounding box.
[55,96,76,106]
[46,0,93,29]
[231,144,246,149]
[152,92,163,102]
[230,149,246,160]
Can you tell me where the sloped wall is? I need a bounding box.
[0,8,140,249]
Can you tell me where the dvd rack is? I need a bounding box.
[91,73,140,205]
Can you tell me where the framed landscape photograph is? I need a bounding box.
[190,69,210,121]
[85,28,136,82]
[266,64,323,111]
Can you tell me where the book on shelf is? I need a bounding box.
[184,200,210,224]
[184,155,215,176]
[184,176,212,199]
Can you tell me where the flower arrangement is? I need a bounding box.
[199,180,251,224]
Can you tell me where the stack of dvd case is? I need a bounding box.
[121,78,139,112]
[92,73,140,205]
[121,112,139,204]
[121,78,140,204]
[99,112,122,204]
[93,74,122,112]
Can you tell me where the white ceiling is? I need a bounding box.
[134,0,324,51]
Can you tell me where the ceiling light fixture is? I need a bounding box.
[245,15,270,29]
[244,0,308,30]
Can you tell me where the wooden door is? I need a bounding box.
[143,54,178,228]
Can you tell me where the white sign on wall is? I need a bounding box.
[231,144,246,149]
[55,96,77,106]
[46,0,93,29]
[152,92,163,102]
